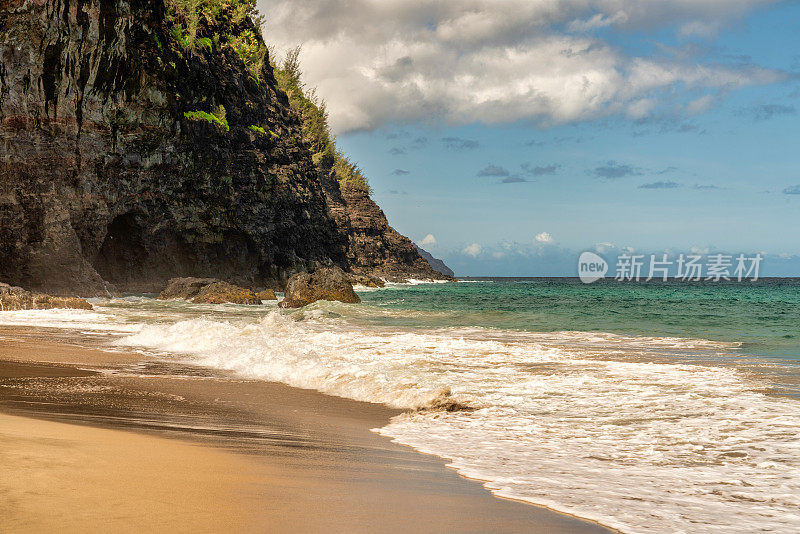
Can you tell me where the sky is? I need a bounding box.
[259,0,800,276]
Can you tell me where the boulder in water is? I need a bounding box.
[0,283,93,311]
[158,278,221,300]
[348,274,386,288]
[279,267,360,308]
[416,387,475,413]
[190,282,261,305]
[158,278,265,304]
[255,289,277,301]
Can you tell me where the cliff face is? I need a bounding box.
[324,184,444,282]
[0,0,444,295]
[415,246,454,278]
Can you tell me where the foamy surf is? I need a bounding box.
[0,308,139,333]
[5,298,800,533]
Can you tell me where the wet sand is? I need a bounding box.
[0,326,612,533]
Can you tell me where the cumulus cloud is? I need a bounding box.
[392,169,410,176]
[500,176,528,184]
[677,123,701,133]
[639,181,680,189]
[590,161,641,179]
[261,0,784,132]
[522,163,560,176]
[655,166,679,175]
[462,243,483,257]
[478,164,511,177]
[535,232,554,244]
[686,94,715,114]
[441,137,480,150]
[419,233,437,247]
[410,137,429,148]
[568,11,629,33]
[595,242,615,253]
[783,185,800,195]
[744,104,796,121]
[389,137,428,155]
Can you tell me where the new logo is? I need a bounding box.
[578,251,608,284]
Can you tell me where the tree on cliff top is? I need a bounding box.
[271,47,371,194]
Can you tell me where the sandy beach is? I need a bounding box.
[0,326,611,533]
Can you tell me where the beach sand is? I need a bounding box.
[0,326,612,533]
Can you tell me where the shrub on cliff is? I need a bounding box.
[165,0,266,81]
[184,105,229,131]
[229,29,265,81]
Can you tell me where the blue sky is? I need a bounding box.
[262,0,800,276]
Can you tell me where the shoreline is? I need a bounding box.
[0,325,613,533]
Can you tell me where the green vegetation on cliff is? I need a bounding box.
[271,48,371,193]
[164,0,370,193]
[184,105,229,131]
[165,0,266,81]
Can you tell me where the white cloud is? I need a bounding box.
[626,98,655,119]
[260,0,783,132]
[418,234,437,247]
[595,242,615,253]
[686,94,715,114]
[568,11,628,33]
[462,243,483,257]
[679,20,720,38]
[535,232,554,244]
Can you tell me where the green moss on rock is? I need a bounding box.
[184,105,229,131]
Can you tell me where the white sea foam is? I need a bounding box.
[383,278,451,286]
[5,303,800,533]
[0,308,139,333]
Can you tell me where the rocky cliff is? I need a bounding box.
[325,184,443,282]
[0,0,445,295]
[415,246,454,278]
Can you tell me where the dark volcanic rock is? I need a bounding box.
[415,246,455,277]
[0,282,92,311]
[0,0,346,296]
[158,277,262,304]
[0,0,443,296]
[191,281,259,305]
[348,274,386,288]
[158,277,221,300]
[255,289,277,301]
[323,185,451,283]
[279,267,360,308]
[416,387,475,413]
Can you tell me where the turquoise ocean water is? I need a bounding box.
[360,278,800,361]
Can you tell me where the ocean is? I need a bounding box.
[2,278,799,533]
